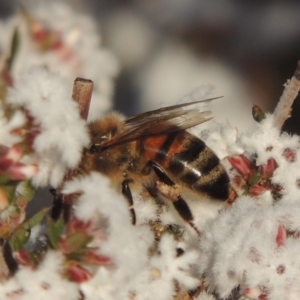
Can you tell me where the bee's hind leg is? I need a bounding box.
[149,161,199,234]
[121,179,136,225]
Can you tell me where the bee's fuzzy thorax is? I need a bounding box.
[88,111,125,144]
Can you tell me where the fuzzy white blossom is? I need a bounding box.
[0,1,119,120]
[63,172,202,300]
[241,114,300,165]
[7,67,90,187]
[0,107,26,147]
[0,251,79,300]
[199,196,300,300]
[64,172,153,299]
[24,1,119,120]
[132,235,200,300]
[195,291,217,300]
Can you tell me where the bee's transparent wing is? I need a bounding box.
[99,98,218,148]
[125,96,220,124]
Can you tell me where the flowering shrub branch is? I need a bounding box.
[0,3,300,300]
[273,61,300,129]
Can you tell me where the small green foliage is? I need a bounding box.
[1,182,17,204]
[64,232,93,253]
[6,28,20,71]
[17,181,35,202]
[252,104,266,122]
[9,207,50,251]
[9,227,30,251]
[23,207,50,229]
[47,216,64,249]
[248,170,260,186]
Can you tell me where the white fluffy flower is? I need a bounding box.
[0,106,26,147]
[64,172,153,299]
[7,67,90,187]
[241,114,300,166]
[199,197,300,300]
[14,1,119,120]
[0,251,79,300]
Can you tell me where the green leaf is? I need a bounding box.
[9,207,50,250]
[9,227,30,251]
[252,104,266,123]
[22,181,35,201]
[15,181,35,203]
[65,232,93,253]
[6,27,20,71]
[47,216,64,249]
[249,170,260,186]
[1,182,17,204]
[23,207,50,230]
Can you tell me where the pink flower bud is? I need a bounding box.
[84,250,111,266]
[249,185,267,197]
[8,163,38,180]
[259,158,277,179]
[276,225,286,247]
[283,148,296,162]
[228,155,253,180]
[66,261,92,283]
[6,147,22,161]
[243,286,265,299]
[13,250,32,266]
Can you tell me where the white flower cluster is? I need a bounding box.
[195,112,300,299]
[199,196,300,300]
[6,67,90,187]
[0,1,119,120]
[1,2,300,300]
[64,172,201,300]
[0,251,79,300]
[24,1,119,120]
[0,107,26,148]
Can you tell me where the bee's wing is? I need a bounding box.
[125,96,220,123]
[100,98,218,148]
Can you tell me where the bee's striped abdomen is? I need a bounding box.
[142,131,230,200]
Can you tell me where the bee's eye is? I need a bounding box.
[89,144,99,153]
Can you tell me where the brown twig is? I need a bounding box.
[51,78,93,222]
[72,78,93,120]
[273,61,300,129]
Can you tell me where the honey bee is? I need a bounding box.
[80,98,236,230]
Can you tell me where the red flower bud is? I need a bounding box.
[66,261,92,283]
[8,163,38,180]
[259,158,277,179]
[249,185,267,197]
[276,225,286,247]
[13,250,32,266]
[228,155,253,180]
[283,148,296,162]
[84,250,111,266]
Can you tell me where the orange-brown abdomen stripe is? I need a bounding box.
[142,132,179,166]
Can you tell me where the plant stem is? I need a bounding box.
[273,61,300,129]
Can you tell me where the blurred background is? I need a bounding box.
[1,0,300,133]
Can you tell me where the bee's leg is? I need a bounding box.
[149,161,198,233]
[121,179,136,225]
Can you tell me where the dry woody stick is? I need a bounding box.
[273,61,300,129]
